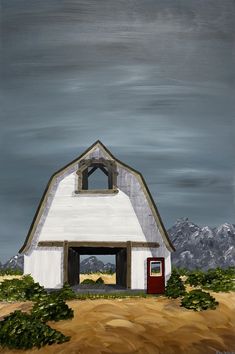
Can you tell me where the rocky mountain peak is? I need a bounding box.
[168,219,235,270]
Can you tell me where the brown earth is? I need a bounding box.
[0,291,235,354]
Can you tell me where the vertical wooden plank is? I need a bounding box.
[82,168,88,189]
[115,253,119,285]
[77,253,80,285]
[63,240,69,284]
[126,241,132,289]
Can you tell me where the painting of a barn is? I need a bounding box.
[19,141,175,292]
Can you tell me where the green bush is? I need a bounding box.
[80,278,96,285]
[0,275,47,302]
[0,310,70,350]
[165,269,186,298]
[50,283,77,301]
[201,268,235,292]
[0,268,23,276]
[172,267,190,276]
[185,270,205,287]
[185,267,235,292]
[95,277,104,284]
[181,289,219,311]
[31,295,74,322]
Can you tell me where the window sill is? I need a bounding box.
[74,189,119,195]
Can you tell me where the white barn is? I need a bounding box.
[19,141,175,292]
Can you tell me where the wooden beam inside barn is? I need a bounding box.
[38,241,160,248]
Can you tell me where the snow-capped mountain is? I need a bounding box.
[168,218,235,270]
[80,256,115,274]
[0,254,24,270]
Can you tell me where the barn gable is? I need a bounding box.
[19,140,174,254]
[20,141,174,290]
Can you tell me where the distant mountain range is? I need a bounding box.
[80,256,116,274]
[0,254,24,271]
[168,218,235,270]
[1,218,234,272]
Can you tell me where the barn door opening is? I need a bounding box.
[67,247,127,288]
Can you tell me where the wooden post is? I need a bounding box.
[82,168,88,190]
[126,241,132,289]
[63,240,69,284]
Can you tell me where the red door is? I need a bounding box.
[147,257,165,294]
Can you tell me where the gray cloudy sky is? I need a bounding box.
[1,0,235,263]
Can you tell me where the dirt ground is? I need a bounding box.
[0,291,235,354]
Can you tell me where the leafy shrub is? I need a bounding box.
[0,275,47,302]
[50,283,77,301]
[172,267,190,276]
[0,268,23,276]
[0,310,70,350]
[95,277,104,284]
[165,269,186,298]
[181,289,219,311]
[185,270,205,287]
[185,267,235,292]
[201,267,235,292]
[80,278,96,285]
[31,295,74,322]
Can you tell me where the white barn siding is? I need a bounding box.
[38,173,146,243]
[24,249,63,288]
[131,247,171,289]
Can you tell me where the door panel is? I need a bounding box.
[147,257,165,294]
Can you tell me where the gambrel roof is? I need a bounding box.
[19,140,175,253]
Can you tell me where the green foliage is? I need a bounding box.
[31,295,74,322]
[172,266,190,276]
[0,268,23,276]
[0,310,70,350]
[0,275,47,302]
[181,289,219,311]
[201,267,235,292]
[185,270,205,287]
[80,278,96,284]
[50,283,77,301]
[165,269,186,298]
[76,291,149,300]
[0,277,74,349]
[95,277,104,284]
[186,267,235,292]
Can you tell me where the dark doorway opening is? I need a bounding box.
[67,247,127,288]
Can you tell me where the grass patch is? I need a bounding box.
[0,269,23,276]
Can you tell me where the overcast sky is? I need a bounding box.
[1,0,235,263]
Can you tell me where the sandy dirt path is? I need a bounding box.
[0,291,234,354]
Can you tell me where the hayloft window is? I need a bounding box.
[75,158,118,194]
